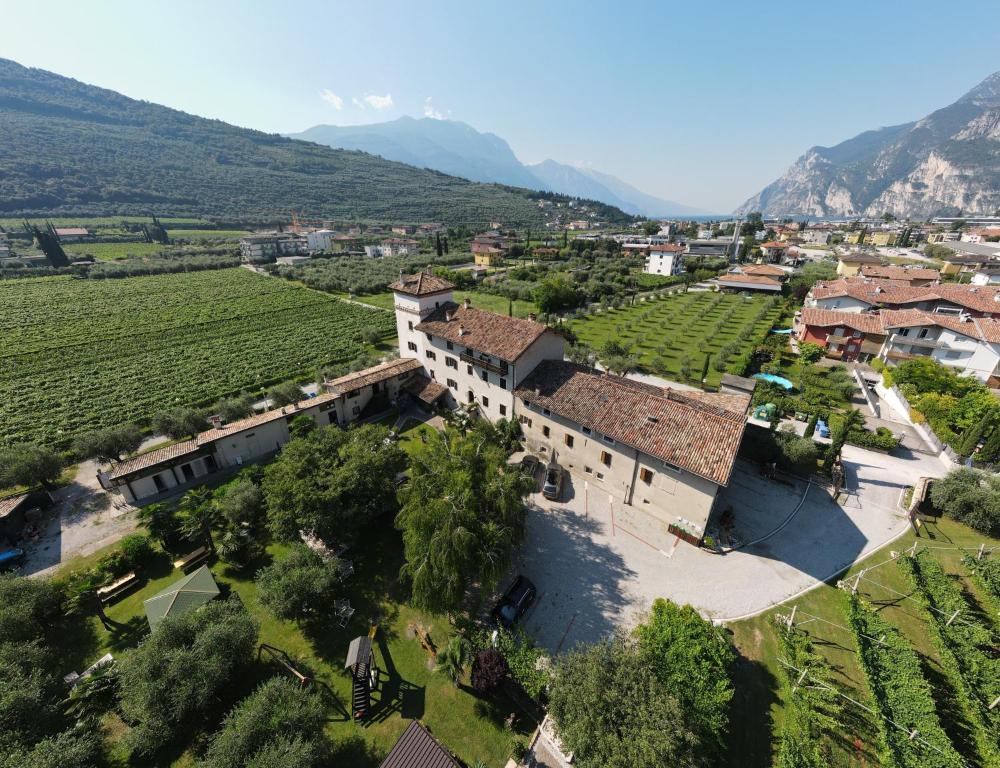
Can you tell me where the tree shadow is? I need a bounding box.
[724,653,778,768]
[366,632,425,724]
[329,733,384,768]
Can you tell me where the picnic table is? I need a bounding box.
[96,571,139,604]
[174,546,209,573]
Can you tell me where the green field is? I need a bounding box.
[0,269,394,448]
[567,291,786,386]
[349,289,539,318]
[728,517,1000,768]
[164,229,250,241]
[63,242,190,261]
[0,216,211,228]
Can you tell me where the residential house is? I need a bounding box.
[239,233,308,262]
[391,225,416,235]
[305,229,338,252]
[643,244,686,277]
[53,227,91,242]
[568,220,591,230]
[711,273,783,293]
[731,263,789,280]
[858,264,940,287]
[686,239,733,258]
[759,241,789,262]
[961,228,1000,243]
[971,266,1000,285]
[836,252,883,276]
[474,247,504,267]
[806,277,1000,318]
[798,308,887,362]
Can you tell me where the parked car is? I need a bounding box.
[0,547,25,572]
[492,575,537,629]
[519,454,540,479]
[542,463,565,500]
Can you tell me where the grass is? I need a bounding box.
[345,289,539,318]
[62,242,190,261]
[726,515,1000,768]
[165,229,250,241]
[58,523,531,767]
[567,291,785,387]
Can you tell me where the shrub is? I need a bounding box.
[846,426,900,452]
[471,648,510,695]
[798,342,824,364]
[117,533,157,569]
[929,468,1000,536]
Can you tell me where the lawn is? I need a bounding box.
[63,242,190,261]
[56,524,531,767]
[726,515,1000,768]
[567,291,786,387]
[0,269,395,448]
[348,289,539,318]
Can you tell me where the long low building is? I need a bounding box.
[106,358,424,503]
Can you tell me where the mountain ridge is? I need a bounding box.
[289,117,711,216]
[736,71,1000,218]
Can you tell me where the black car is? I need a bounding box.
[492,575,537,629]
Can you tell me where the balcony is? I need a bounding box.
[888,333,943,349]
[460,351,508,375]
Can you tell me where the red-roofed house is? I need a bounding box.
[798,308,888,362]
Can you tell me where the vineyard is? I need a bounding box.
[0,269,394,449]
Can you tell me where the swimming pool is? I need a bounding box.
[753,372,794,390]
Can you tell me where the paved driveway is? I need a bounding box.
[512,453,929,651]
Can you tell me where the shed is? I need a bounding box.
[143,565,220,630]
[379,721,461,768]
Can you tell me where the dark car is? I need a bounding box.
[492,575,537,629]
[519,454,540,479]
[542,463,565,500]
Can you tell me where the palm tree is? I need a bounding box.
[179,487,219,555]
[435,635,471,686]
[137,502,179,550]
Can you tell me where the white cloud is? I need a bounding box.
[363,92,393,110]
[319,89,343,110]
[423,96,444,120]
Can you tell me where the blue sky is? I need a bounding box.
[3,0,999,212]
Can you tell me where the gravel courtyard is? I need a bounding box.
[512,458,916,652]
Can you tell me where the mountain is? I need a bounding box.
[736,71,1000,218]
[0,59,618,225]
[290,117,707,217]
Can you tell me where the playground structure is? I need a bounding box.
[345,627,379,720]
[257,644,312,688]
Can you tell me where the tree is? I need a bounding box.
[471,647,509,694]
[215,480,265,530]
[435,635,471,686]
[264,425,406,544]
[823,408,864,472]
[179,486,220,555]
[256,545,340,622]
[155,407,206,439]
[778,434,820,475]
[137,502,181,549]
[267,380,304,407]
[535,276,581,314]
[930,468,1000,536]
[199,677,328,768]
[633,599,735,759]
[212,393,256,423]
[117,599,258,757]
[397,420,533,613]
[640,221,660,236]
[787,261,837,301]
[435,232,443,258]
[1,724,104,768]
[548,633,699,768]
[0,640,62,749]
[0,443,62,490]
[287,413,316,439]
[798,342,824,364]
[73,423,142,463]
[0,574,64,646]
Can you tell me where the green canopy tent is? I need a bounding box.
[143,565,220,631]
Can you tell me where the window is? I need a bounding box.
[663,460,681,472]
[542,425,550,437]
[446,357,457,369]
[582,426,592,436]
[482,396,489,408]
[519,415,532,427]
[408,321,414,331]
[944,350,962,359]
[407,341,417,352]
[600,450,612,467]
[467,365,473,375]
[564,434,574,448]
[468,391,475,403]
[425,333,433,341]
[584,466,592,474]
[499,378,507,389]
[602,435,615,445]
[898,327,910,337]
[446,341,454,350]
[918,328,929,339]
[447,378,457,389]
[499,404,506,416]
[481,370,488,382]
[639,467,653,484]
[542,408,551,416]
[429,370,435,379]
[425,350,436,360]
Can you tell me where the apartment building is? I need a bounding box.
[239,233,308,262]
[642,244,685,276]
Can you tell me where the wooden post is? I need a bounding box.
[946,609,960,626]
[978,543,985,561]
[787,605,797,630]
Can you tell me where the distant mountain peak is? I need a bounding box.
[736,73,1000,218]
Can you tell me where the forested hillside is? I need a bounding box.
[0,58,622,225]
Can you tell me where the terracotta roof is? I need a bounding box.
[800,307,887,336]
[515,361,748,486]
[326,358,421,394]
[389,271,455,297]
[760,241,789,249]
[739,264,787,276]
[196,393,340,442]
[416,302,550,362]
[108,440,202,481]
[379,721,460,768]
[839,252,883,264]
[651,244,685,253]
[881,309,1000,344]
[859,265,940,282]
[713,274,783,290]
[0,493,30,519]
[403,374,448,404]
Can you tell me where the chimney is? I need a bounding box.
[208,414,224,430]
[528,312,537,322]
[445,310,452,322]
[458,325,466,336]
[463,297,471,309]
[399,268,404,278]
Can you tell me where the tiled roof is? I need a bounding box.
[800,307,887,336]
[379,721,460,768]
[839,252,883,264]
[196,393,339,442]
[881,309,1000,344]
[515,361,749,486]
[0,493,30,519]
[53,227,89,236]
[389,271,455,297]
[859,265,940,282]
[416,302,550,362]
[713,274,783,289]
[108,440,202,481]
[651,244,685,253]
[327,358,422,394]
[403,374,448,404]
[739,264,787,276]
[760,241,788,248]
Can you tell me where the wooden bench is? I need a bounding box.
[96,571,139,604]
[173,546,209,573]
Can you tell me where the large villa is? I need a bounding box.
[105,271,755,545]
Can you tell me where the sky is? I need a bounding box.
[2,0,999,213]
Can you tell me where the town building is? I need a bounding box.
[391,225,416,235]
[305,229,338,252]
[836,252,882,276]
[758,241,789,262]
[711,273,783,293]
[686,239,733,258]
[798,308,887,363]
[730,263,789,280]
[53,227,91,242]
[805,277,1000,318]
[858,264,940,286]
[239,233,308,262]
[642,244,685,276]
